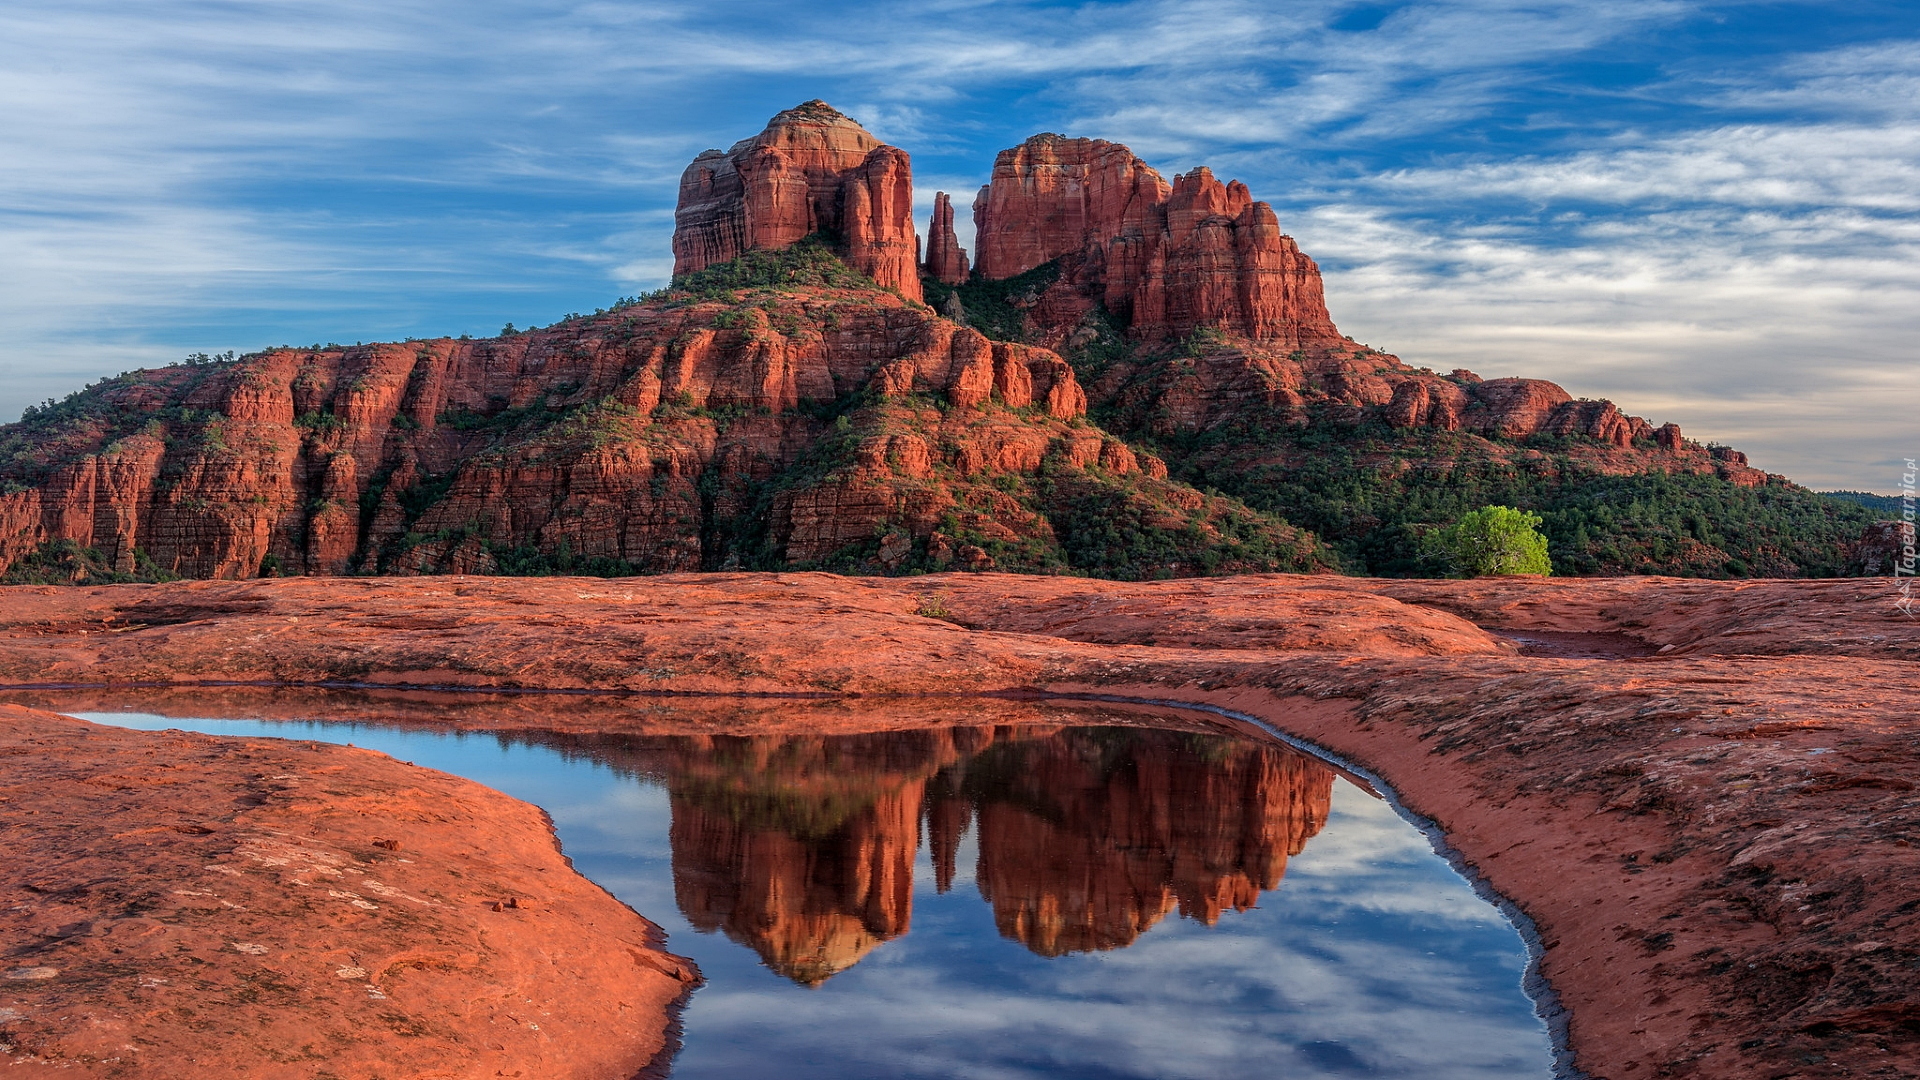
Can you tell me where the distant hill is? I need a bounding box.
[0,102,1880,582]
[1822,490,1906,516]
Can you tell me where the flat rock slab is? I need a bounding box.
[1,572,1918,1080]
[0,704,695,1079]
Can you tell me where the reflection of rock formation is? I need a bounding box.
[961,730,1334,955]
[671,784,920,985]
[532,724,1333,981]
[658,730,978,984]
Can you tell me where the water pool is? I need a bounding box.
[75,701,1554,1079]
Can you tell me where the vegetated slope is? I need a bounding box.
[0,242,1329,583]
[931,286,1874,581]
[926,128,1880,578]
[1821,490,1906,515]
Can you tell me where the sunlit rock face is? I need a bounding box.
[970,135,1343,347]
[672,100,922,302]
[922,191,970,286]
[629,726,1333,981]
[0,293,1103,580]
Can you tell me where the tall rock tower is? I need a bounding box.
[671,100,923,302]
[922,191,969,285]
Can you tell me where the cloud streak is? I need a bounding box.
[0,0,1913,488]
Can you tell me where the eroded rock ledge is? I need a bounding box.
[0,704,696,1079]
[1,572,1916,1079]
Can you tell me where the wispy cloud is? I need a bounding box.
[0,0,1913,488]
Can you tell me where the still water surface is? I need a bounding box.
[81,705,1553,1079]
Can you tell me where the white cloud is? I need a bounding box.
[0,0,1913,488]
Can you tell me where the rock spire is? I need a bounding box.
[922,191,969,285]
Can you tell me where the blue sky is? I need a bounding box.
[2,0,1914,490]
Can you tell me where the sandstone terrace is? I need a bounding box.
[1,570,1918,1079]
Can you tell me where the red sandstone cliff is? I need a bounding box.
[673,101,922,301]
[970,135,1341,347]
[0,282,1330,580]
[956,135,1761,477]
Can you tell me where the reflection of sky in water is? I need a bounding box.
[81,712,1551,1079]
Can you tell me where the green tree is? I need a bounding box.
[1427,505,1553,577]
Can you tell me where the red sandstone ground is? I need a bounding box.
[0,704,696,1079]
[0,571,1916,1079]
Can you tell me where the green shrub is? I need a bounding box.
[921,260,1062,343]
[1426,506,1553,576]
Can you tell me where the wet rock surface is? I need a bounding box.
[0,704,695,1079]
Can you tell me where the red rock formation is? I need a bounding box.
[0,704,695,1079]
[922,191,969,285]
[673,101,922,301]
[1846,519,1916,576]
[970,135,1340,346]
[8,287,1273,580]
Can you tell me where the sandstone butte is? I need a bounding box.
[673,99,922,302]
[0,701,697,1080]
[972,133,1343,347]
[1,572,1918,1078]
[0,102,1791,586]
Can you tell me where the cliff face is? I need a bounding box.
[969,135,1340,347]
[952,135,1767,493]
[0,275,1329,580]
[673,100,922,301]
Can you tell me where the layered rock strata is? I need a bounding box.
[673,100,922,301]
[0,292,1236,580]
